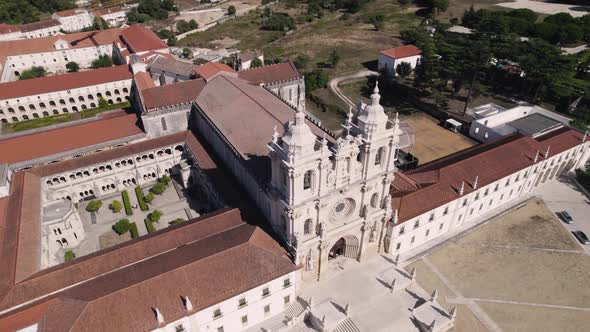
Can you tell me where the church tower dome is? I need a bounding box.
[357,81,388,129]
[281,107,316,153]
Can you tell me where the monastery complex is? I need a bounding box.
[0,24,587,332]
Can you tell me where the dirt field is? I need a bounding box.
[406,198,590,331]
[400,112,476,164]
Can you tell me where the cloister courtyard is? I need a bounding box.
[59,176,211,263]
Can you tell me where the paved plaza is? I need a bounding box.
[404,188,590,332]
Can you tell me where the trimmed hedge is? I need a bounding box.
[145,218,156,233]
[135,186,149,211]
[129,222,139,239]
[122,190,133,216]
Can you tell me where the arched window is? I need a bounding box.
[49,101,56,106]
[303,170,313,190]
[68,97,75,103]
[39,102,46,108]
[304,219,313,235]
[78,96,84,101]
[375,147,384,165]
[370,193,379,208]
[345,157,351,173]
[161,117,168,131]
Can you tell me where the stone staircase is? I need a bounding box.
[332,318,360,332]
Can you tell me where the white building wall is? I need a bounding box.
[99,11,127,28]
[143,106,192,139]
[52,11,95,32]
[0,78,131,123]
[153,271,300,332]
[21,26,61,39]
[389,141,590,255]
[0,31,23,41]
[1,44,114,82]
[377,54,421,75]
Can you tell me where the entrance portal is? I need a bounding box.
[329,238,346,260]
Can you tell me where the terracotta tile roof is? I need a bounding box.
[142,79,206,111]
[120,24,168,53]
[148,56,196,76]
[238,61,301,84]
[391,129,585,222]
[18,19,60,33]
[0,24,20,34]
[0,65,132,100]
[195,75,335,184]
[0,112,143,165]
[134,71,156,91]
[194,61,236,80]
[0,206,297,332]
[379,45,422,59]
[53,8,88,17]
[0,28,123,67]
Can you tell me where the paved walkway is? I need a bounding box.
[447,297,590,312]
[328,69,378,109]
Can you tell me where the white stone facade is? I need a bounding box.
[388,141,590,255]
[98,10,127,28]
[52,10,95,32]
[0,42,114,82]
[0,77,131,124]
[142,106,192,139]
[40,199,85,268]
[152,271,299,332]
[377,54,421,75]
[266,78,305,110]
[268,84,400,281]
[21,24,62,40]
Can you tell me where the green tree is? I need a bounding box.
[368,13,385,31]
[157,29,174,39]
[159,175,171,185]
[261,12,295,31]
[428,0,449,14]
[18,66,47,80]
[304,69,329,93]
[66,61,79,73]
[294,54,310,70]
[396,62,412,78]
[98,97,109,109]
[86,200,103,212]
[144,192,155,204]
[113,219,131,234]
[328,50,341,68]
[64,250,75,262]
[167,36,177,46]
[151,182,167,195]
[182,47,192,58]
[228,5,236,15]
[91,55,112,69]
[148,210,163,222]
[109,200,123,213]
[250,57,263,68]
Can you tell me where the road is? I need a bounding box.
[533,176,590,255]
[328,69,378,109]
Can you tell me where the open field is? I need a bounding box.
[497,0,590,18]
[400,112,477,164]
[406,198,590,331]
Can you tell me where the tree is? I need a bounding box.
[167,36,177,46]
[98,97,109,109]
[396,62,412,78]
[159,175,171,185]
[368,13,385,31]
[182,47,192,58]
[109,200,123,213]
[113,219,131,234]
[19,66,46,80]
[328,50,341,68]
[250,57,263,68]
[91,54,112,69]
[64,250,75,262]
[304,69,329,93]
[148,210,163,223]
[157,29,174,39]
[151,182,167,195]
[228,5,236,15]
[144,192,155,204]
[261,12,295,31]
[66,61,79,73]
[86,200,103,212]
[294,54,310,70]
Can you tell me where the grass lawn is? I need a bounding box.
[1,101,132,133]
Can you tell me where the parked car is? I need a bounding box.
[556,211,573,224]
[572,231,590,245]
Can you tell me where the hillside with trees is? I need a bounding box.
[0,0,76,24]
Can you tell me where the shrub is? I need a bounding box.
[109,200,123,213]
[144,218,156,233]
[170,218,187,225]
[64,250,75,262]
[251,57,263,68]
[228,5,236,15]
[129,222,139,238]
[122,190,133,216]
[135,186,149,211]
[148,210,163,223]
[144,192,155,204]
[113,219,131,235]
[159,175,172,185]
[19,66,47,80]
[261,13,295,31]
[86,200,102,212]
[91,54,113,69]
[66,61,79,72]
[151,182,167,195]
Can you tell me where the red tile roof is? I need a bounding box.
[0,112,143,165]
[379,45,422,59]
[134,71,156,91]
[238,61,301,84]
[53,8,88,17]
[120,24,168,53]
[194,61,236,80]
[0,24,19,34]
[18,19,60,33]
[391,129,585,223]
[142,79,206,111]
[93,6,125,17]
[0,65,132,100]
